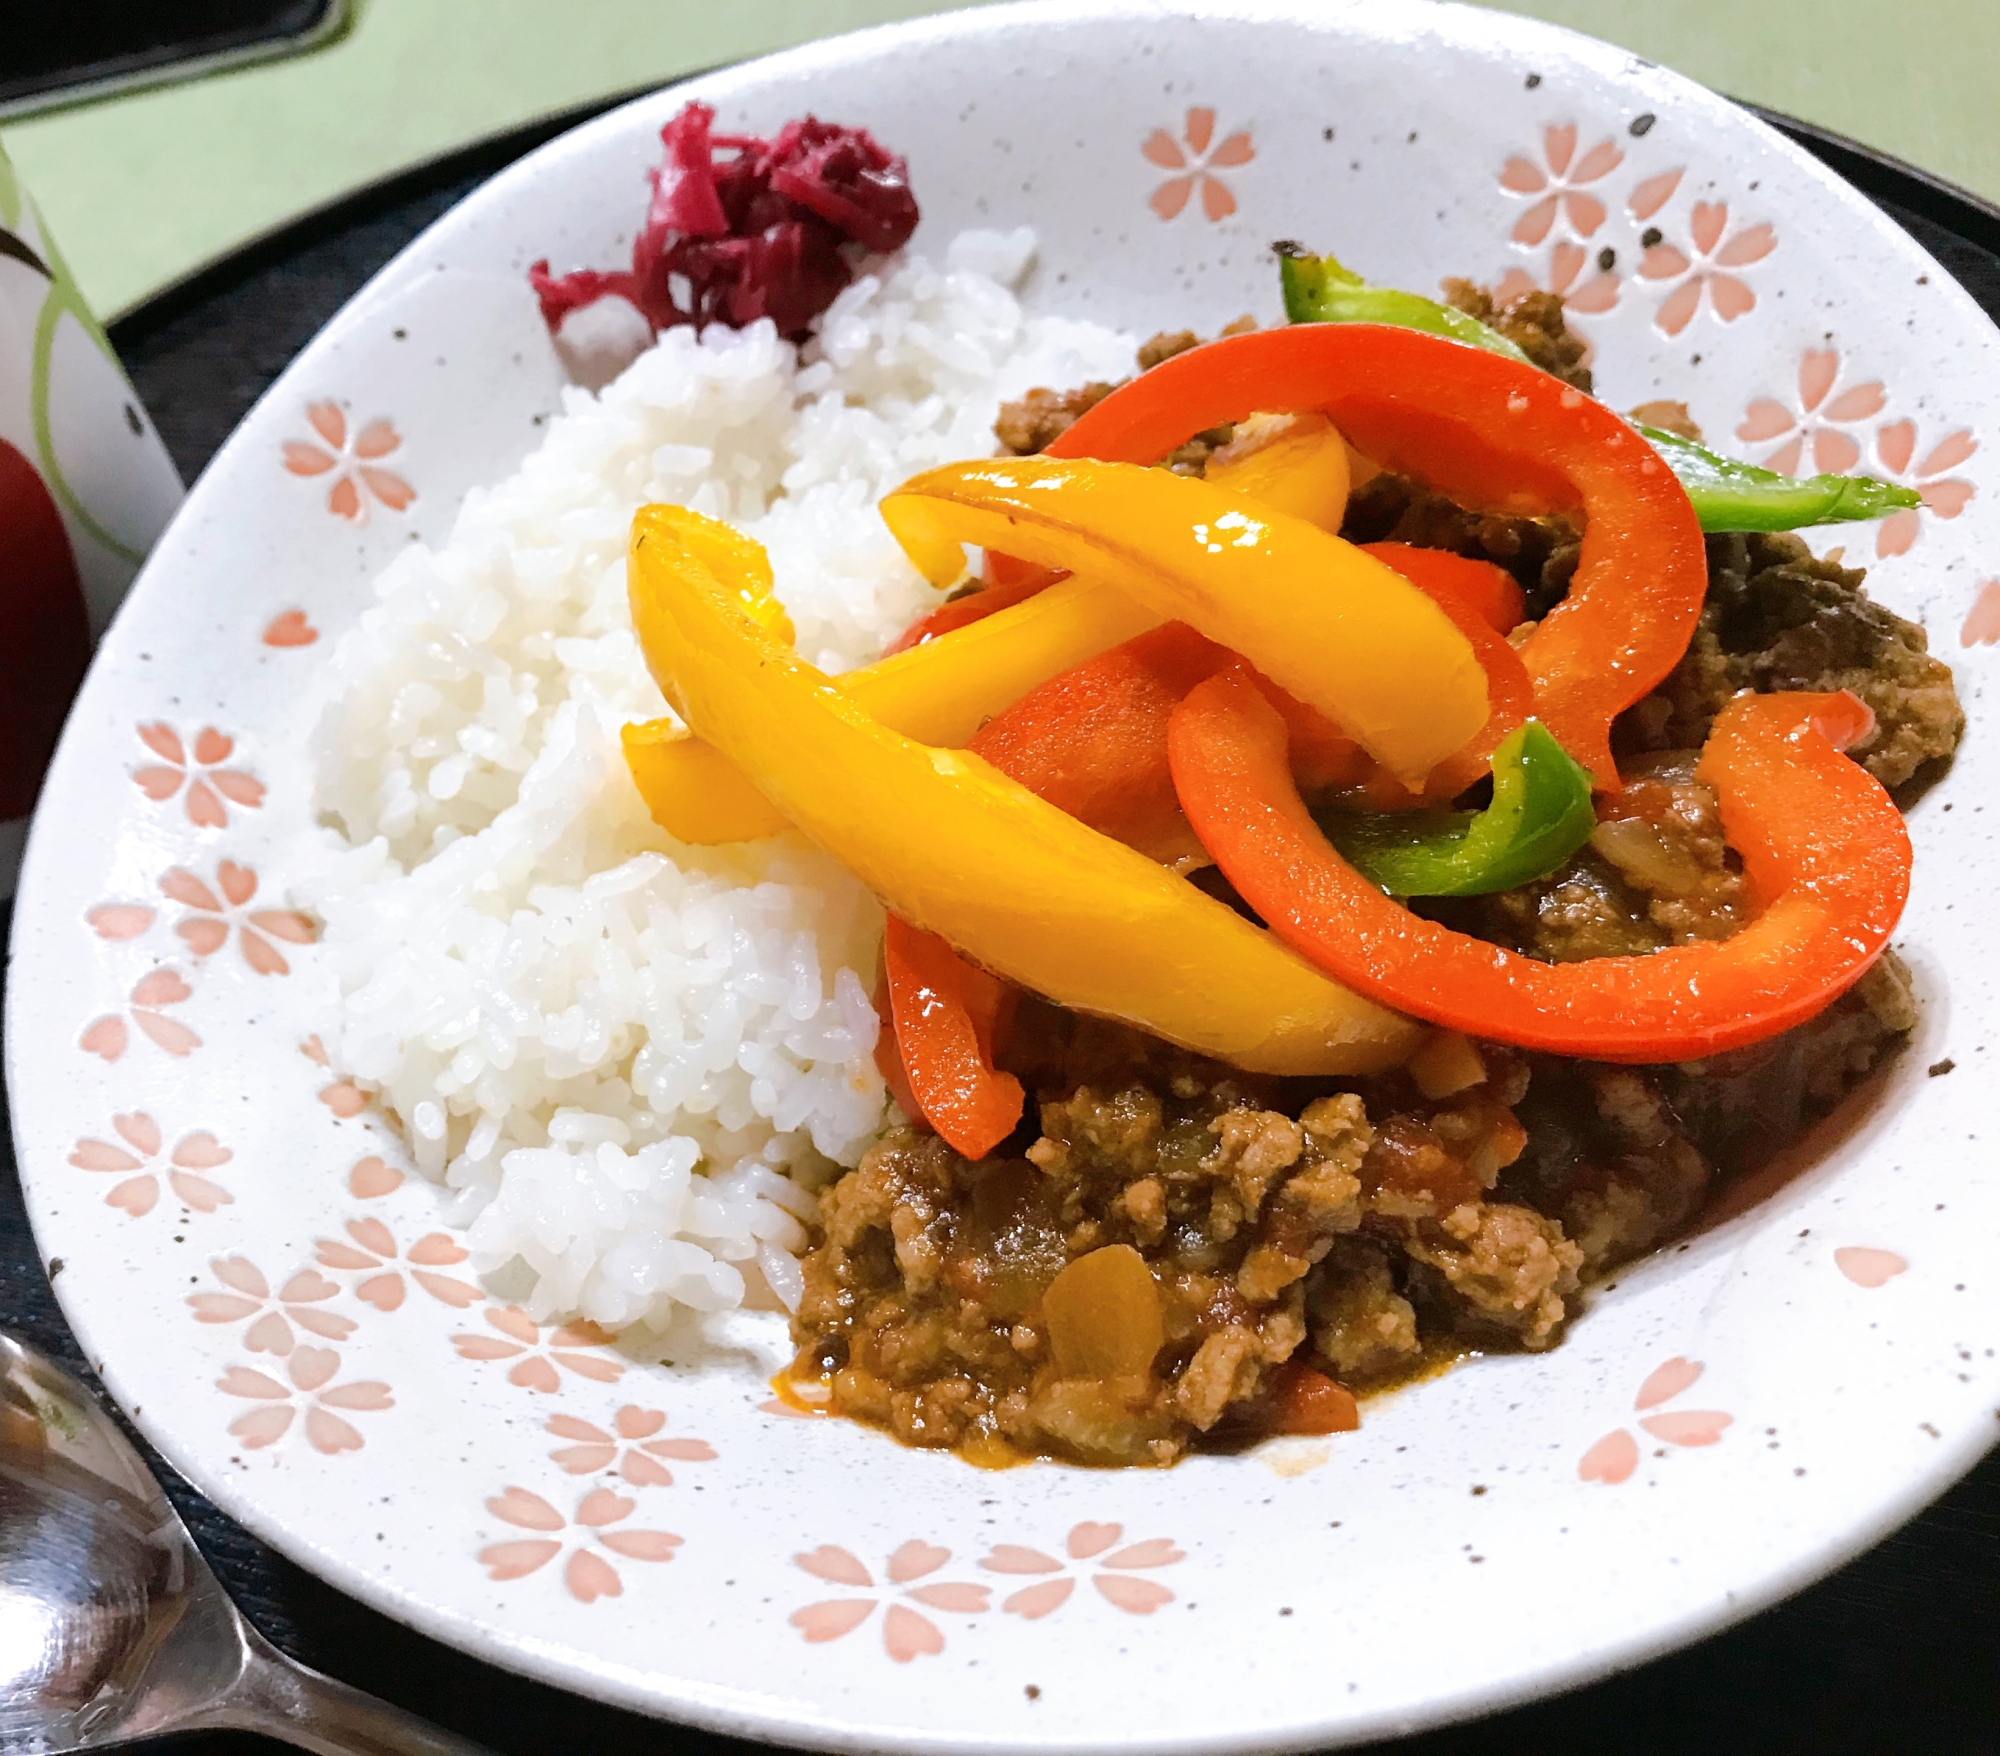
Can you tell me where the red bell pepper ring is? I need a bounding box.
[1358,541,1525,635]
[1051,324,1707,790]
[1167,666,1909,1062]
[882,915,1024,1159]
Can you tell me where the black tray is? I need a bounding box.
[5,91,1999,1756]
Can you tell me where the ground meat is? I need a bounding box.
[1439,278,1593,393]
[803,279,1950,1469]
[1401,1200,1581,1348]
[1307,1237,1420,1379]
[793,1043,1378,1464]
[1658,950,1916,1174]
[993,319,1255,465]
[1338,472,1583,619]
[993,382,1118,456]
[1628,399,1703,440]
[1501,1061,1714,1276]
[1339,1066,1580,1352]
[797,955,1918,1460]
[1444,752,1752,963]
[1621,531,1965,789]
[1136,328,1203,370]
[796,1027,1608,1461]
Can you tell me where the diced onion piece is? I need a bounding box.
[1028,1376,1175,1465]
[1589,816,1702,895]
[1041,1245,1165,1381]
[1408,1029,1486,1100]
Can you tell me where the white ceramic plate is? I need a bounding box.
[11,3,2000,1749]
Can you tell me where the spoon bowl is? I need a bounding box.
[0,1333,489,1756]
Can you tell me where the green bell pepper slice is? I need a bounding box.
[1319,719,1596,898]
[1632,422,1920,532]
[1276,242,1535,367]
[1274,245,1922,535]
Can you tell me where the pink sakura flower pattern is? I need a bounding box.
[758,1388,821,1419]
[348,1154,405,1198]
[79,969,200,1061]
[302,1036,371,1120]
[1737,348,1888,478]
[981,1521,1184,1618]
[188,1256,355,1352]
[68,1113,232,1218]
[131,724,264,828]
[218,1346,392,1454]
[1737,349,1976,557]
[282,402,415,524]
[479,1486,682,1602]
[318,1080,367,1118]
[1500,124,1623,245]
[1960,581,2000,647]
[1578,1356,1734,1485]
[315,1217,482,1310]
[161,860,317,975]
[1494,241,1618,318]
[1638,199,1776,336]
[1626,166,1686,226]
[546,1406,716,1487]
[1142,107,1254,223]
[1870,417,1977,558]
[85,902,155,942]
[451,1306,624,1392]
[1835,1246,1909,1287]
[789,1541,990,1661]
[261,609,318,648]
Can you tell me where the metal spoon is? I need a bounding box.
[0,1331,495,1755]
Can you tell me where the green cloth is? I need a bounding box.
[5,0,1997,322]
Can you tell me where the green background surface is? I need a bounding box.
[5,0,1997,323]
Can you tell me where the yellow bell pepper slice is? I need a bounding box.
[880,456,1486,789]
[625,421,1360,842]
[627,502,1420,1076]
[623,573,1160,843]
[1202,411,1352,532]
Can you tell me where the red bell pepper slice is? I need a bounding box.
[882,558,1067,657]
[1261,1359,1361,1435]
[966,622,1226,862]
[1167,666,1909,1061]
[882,916,1024,1159]
[1051,324,1707,789]
[871,968,921,1119]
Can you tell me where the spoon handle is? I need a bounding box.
[193,1638,501,1756]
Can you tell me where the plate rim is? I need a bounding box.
[12,1,2000,1749]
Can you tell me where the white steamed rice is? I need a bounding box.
[307,229,1136,1335]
